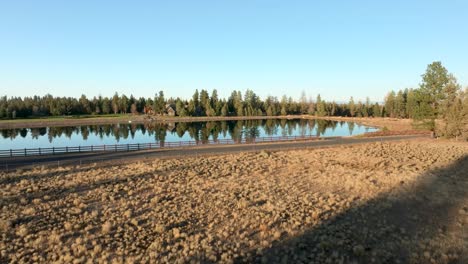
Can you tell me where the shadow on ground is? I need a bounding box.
[239,155,468,263]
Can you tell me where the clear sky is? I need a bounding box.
[0,0,467,102]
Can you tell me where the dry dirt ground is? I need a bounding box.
[0,139,467,263]
[310,116,416,132]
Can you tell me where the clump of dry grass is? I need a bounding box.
[123,209,132,218]
[22,207,36,215]
[64,221,73,231]
[49,231,62,244]
[101,221,113,234]
[15,225,28,237]
[0,219,12,232]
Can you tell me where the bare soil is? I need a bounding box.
[361,130,431,137]
[310,116,416,131]
[1,139,466,263]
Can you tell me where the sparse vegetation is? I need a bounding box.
[1,140,466,263]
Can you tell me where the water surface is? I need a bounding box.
[0,119,377,149]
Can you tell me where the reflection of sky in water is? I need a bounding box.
[0,120,378,149]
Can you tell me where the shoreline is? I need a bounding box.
[0,115,413,130]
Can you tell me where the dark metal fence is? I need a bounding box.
[0,135,318,158]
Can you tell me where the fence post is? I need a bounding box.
[39,147,41,155]
[78,146,81,153]
[52,147,55,155]
[91,145,93,151]
[104,145,106,151]
[127,144,129,151]
[66,146,68,153]
[137,143,140,150]
[115,145,117,151]
[10,149,12,157]
[24,148,27,157]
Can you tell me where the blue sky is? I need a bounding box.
[0,1,467,102]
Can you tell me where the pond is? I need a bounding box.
[0,119,378,149]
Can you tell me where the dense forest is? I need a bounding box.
[0,89,382,119]
[1,61,467,139]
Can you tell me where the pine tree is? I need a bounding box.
[112,93,119,114]
[300,91,308,114]
[175,100,186,117]
[384,91,395,117]
[406,89,418,119]
[316,94,326,116]
[419,61,450,115]
[220,103,228,116]
[348,97,356,117]
[394,90,406,118]
[462,89,468,140]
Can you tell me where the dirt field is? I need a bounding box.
[1,139,467,263]
[310,116,416,132]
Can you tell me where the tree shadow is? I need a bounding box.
[239,155,468,263]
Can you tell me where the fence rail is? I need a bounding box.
[0,135,318,158]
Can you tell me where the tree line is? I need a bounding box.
[1,61,466,139]
[383,61,467,139]
[0,90,385,119]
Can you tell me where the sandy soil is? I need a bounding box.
[310,116,416,132]
[1,140,467,263]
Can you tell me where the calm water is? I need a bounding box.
[0,119,377,149]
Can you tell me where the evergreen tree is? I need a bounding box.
[280,105,287,116]
[394,90,406,118]
[102,98,111,114]
[348,97,356,117]
[316,94,326,116]
[406,89,418,119]
[384,91,395,117]
[192,89,200,108]
[220,103,228,117]
[364,97,371,117]
[79,94,91,114]
[462,89,468,140]
[120,94,129,114]
[419,61,450,115]
[175,99,187,117]
[372,103,381,117]
[112,93,119,114]
[199,89,210,114]
[300,91,308,114]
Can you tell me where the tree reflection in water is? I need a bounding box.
[0,119,360,144]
